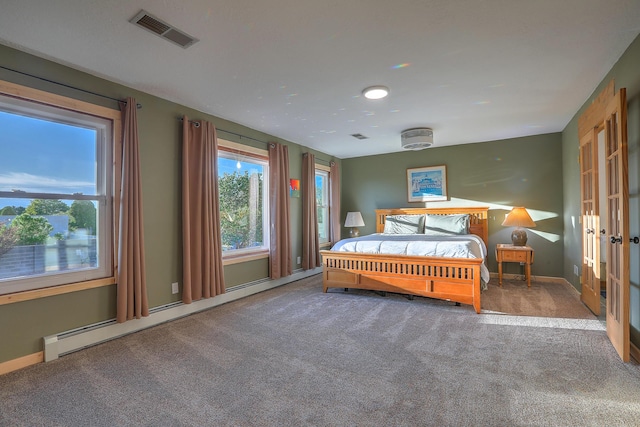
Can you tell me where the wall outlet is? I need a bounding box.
[171,282,179,294]
[296,256,301,265]
[574,265,579,276]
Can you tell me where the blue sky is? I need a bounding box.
[218,155,263,177]
[0,111,97,208]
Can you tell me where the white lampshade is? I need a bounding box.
[502,207,536,246]
[344,212,365,227]
[502,207,536,228]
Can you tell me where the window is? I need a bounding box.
[315,167,330,245]
[218,143,269,256]
[0,90,115,295]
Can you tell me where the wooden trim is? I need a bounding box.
[489,273,572,286]
[218,138,268,158]
[222,250,269,266]
[315,163,331,172]
[631,342,640,363]
[578,79,615,137]
[0,80,120,120]
[0,277,116,306]
[0,352,43,376]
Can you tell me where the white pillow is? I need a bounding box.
[383,214,425,234]
[424,214,470,236]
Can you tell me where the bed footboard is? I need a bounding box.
[320,250,482,313]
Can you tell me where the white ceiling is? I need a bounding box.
[1,1,639,159]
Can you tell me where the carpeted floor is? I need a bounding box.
[1,274,639,426]
[481,275,597,319]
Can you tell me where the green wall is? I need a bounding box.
[561,33,640,346]
[341,133,564,277]
[3,30,640,364]
[0,44,340,363]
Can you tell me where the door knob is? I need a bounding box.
[610,235,623,244]
[631,237,640,244]
[600,229,606,235]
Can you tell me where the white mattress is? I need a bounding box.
[331,233,490,285]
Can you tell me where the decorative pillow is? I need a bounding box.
[424,214,470,235]
[383,214,425,234]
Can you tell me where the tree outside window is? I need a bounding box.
[218,149,268,254]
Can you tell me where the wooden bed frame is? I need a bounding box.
[320,207,489,313]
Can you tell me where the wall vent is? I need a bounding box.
[130,10,199,49]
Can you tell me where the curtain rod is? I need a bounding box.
[179,117,268,145]
[0,65,142,109]
[180,118,335,163]
[303,152,334,166]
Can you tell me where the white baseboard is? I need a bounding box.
[43,268,322,362]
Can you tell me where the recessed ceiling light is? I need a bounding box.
[362,86,389,100]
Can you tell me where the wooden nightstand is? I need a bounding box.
[495,244,534,287]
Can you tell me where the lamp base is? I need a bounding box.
[349,228,360,238]
[511,228,528,246]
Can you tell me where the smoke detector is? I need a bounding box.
[401,128,433,150]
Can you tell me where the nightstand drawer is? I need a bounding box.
[502,250,528,262]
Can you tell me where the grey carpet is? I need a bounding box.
[1,274,640,426]
[481,276,596,319]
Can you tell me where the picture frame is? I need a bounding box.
[289,178,300,198]
[407,165,447,202]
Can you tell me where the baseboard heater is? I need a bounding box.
[43,268,322,362]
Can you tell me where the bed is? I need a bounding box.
[320,207,489,313]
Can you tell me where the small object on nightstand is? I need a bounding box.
[495,244,534,287]
[344,211,365,238]
[502,207,536,246]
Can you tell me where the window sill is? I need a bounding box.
[223,250,269,266]
[0,276,116,306]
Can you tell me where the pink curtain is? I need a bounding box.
[117,97,149,323]
[330,161,341,244]
[182,116,225,303]
[268,142,292,279]
[302,153,320,269]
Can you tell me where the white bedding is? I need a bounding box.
[331,233,490,285]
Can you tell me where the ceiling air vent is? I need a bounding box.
[130,10,199,49]
[401,128,433,150]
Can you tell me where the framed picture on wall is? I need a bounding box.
[290,178,300,198]
[407,165,447,202]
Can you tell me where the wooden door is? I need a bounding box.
[604,88,630,362]
[579,128,601,315]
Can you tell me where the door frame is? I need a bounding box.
[577,80,630,362]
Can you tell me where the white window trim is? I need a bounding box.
[0,80,120,303]
[315,165,331,245]
[218,139,270,259]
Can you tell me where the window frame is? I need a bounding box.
[217,139,270,262]
[315,164,332,248]
[0,80,121,304]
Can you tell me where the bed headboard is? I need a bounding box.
[374,207,490,246]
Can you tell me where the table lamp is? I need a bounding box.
[344,211,365,238]
[502,207,536,246]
